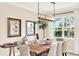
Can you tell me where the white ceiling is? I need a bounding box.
[8,2,79,16]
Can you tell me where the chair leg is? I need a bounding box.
[65,53,67,56]
[62,53,67,56]
[62,53,64,56]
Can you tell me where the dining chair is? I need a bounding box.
[48,42,57,56]
[19,45,30,56]
[56,41,63,56]
[36,40,41,44]
[62,40,68,56]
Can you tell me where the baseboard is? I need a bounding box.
[66,52,79,56]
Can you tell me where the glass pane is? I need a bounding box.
[53,28,62,37]
[64,16,75,27]
[53,18,63,27]
[64,28,74,38]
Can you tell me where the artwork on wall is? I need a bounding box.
[7,18,21,37]
[26,21,35,36]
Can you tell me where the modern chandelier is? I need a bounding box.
[37,2,56,22]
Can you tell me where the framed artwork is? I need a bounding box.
[26,21,35,36]
[7,18,21,37]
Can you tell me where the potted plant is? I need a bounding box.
[38,20,48,38]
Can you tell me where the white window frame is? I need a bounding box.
[51,14,75,40]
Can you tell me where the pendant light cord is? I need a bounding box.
[38,2,39,19]
[53,2,55,18]
[50,2,56,20]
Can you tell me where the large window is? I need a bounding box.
[52,16,75,38]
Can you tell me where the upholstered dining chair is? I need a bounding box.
[56,41,63,56]
[19,45,30,56]
[48,42,57,56]
[62,40,67,56]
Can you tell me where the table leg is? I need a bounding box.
[13,47,15,56]
[9,47,12,56]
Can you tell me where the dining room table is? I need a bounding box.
[29,44,50,56]
[0,41,51,56]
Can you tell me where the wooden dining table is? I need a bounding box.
[29,44,50,56]
[0,42,50,56]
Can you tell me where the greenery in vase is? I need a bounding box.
[38,20,48,38]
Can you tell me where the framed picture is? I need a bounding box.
[26,21,35,36]
[7,18,21,37]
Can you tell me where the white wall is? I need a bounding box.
[74,10,79,54]
[0,2,40,44]
[0,2,49,43]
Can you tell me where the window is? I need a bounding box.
[64,16,75,38]
[52,16,75,38]
[52,18,63,37]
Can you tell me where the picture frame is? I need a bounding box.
[7,18,21,37]
[26,21,35,36]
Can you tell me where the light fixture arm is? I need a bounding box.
[37,2,54,22]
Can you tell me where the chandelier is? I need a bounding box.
[37,2,55,22]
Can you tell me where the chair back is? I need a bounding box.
[48,42,57,56]
[56,41,63,56]
[19,45,30,56]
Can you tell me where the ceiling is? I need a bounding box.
[8,2,79,16]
